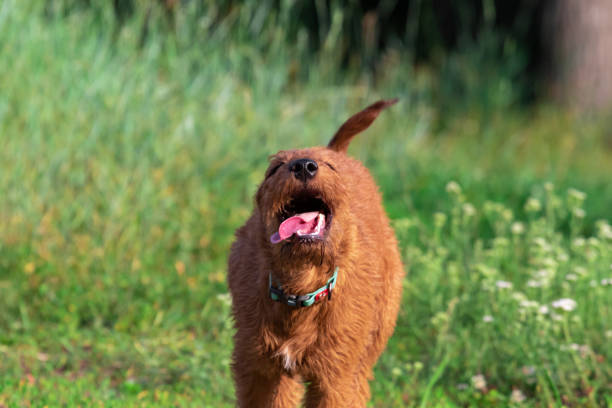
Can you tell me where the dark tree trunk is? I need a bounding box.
[548,0,612,110]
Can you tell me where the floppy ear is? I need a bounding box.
[327,99,398,153]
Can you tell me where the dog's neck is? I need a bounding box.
[268,259,336,296]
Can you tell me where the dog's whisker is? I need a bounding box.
[319,244,324,266]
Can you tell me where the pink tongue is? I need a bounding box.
[270,211,324,244]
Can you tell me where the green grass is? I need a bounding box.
[1,2,612,407]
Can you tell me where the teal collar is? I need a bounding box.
[269,267,338,307]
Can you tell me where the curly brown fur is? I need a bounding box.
[228,100,404,407]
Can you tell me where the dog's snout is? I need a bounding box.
[289,158,318,181]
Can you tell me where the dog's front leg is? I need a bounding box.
[233,364,304,408]
[303,375,367,408]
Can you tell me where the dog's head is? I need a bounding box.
[255,99,397,266]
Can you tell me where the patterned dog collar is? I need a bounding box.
[269,267,338,307]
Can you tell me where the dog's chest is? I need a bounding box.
[276,344,296,371]
[265,317,325,375]
[272,340,322,375]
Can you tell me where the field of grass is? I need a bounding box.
[1,2,611,407]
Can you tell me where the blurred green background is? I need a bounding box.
[0,1,611,406]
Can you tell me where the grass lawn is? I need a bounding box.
[1,3,611,407]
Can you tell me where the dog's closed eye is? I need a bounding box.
[266,162,284,179]
[323,162,337,172]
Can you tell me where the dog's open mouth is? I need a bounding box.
[270,192,332,244]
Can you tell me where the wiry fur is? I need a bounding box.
[228,100,404,407]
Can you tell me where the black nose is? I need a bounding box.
[288,158,318,182]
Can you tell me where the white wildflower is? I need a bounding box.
[533,237,548,248]
[433,212,447,228]
[596,222,612,239]
[579,345,591,357]
[552,298,577,312]
[471,374,487,391]
[565,273,578,281]
[521,365,536,376]
[572,238,585,247]
[525,198,542,213]
[511,222,525,235]
[483,315,494,323]
[527,279,542,288]
[446,181,462,195]
[502,209,513,222]
[542,257,557,268]
[510,389,526,403]
[538,305,549,315]
[462,203,476,217]
[605,330,612,339]
[574,266,587,276]
[216,293,232,306]
[561,343,580,352]
[520,300,538,309]
[573,208,585,219]
[535,269,552,279]
[567,188,586,202]
[562,343,590,356]
[496,280,513,289]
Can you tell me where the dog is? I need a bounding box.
[228,100,404,407]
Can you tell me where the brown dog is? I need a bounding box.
[228,100,404,407]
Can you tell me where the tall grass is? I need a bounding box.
[0,2,611,406]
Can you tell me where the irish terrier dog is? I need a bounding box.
[228,100,404,407]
